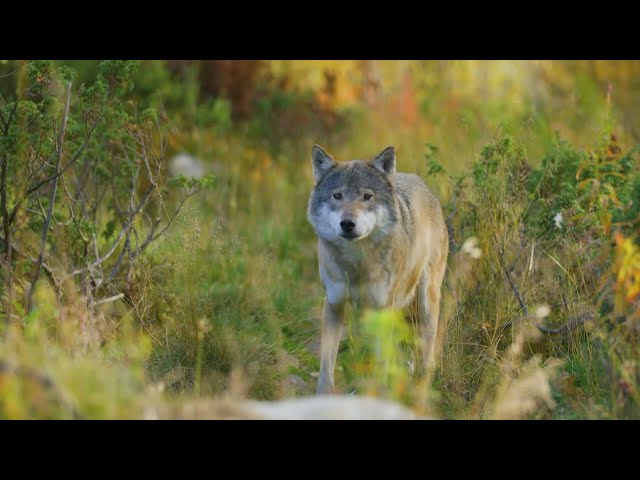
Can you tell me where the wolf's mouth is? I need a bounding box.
[339,232,361,241]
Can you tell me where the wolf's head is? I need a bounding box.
[307,145,397,243]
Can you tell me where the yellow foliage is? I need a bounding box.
[613,232,640,306]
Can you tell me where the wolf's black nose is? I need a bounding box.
[340,220,356,233]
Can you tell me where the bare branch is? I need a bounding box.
[53,174,76,227]
[106,232,131,282]
[536,312,596,334]
[494,232,529,315]
[25,131,50,184]
[445,189,458,253]
[0,92,10,109]
[8,107,104,227]
[1,153,12,326]
[93,293,125,306]
[139,190,199,255]
[34,189,48,219]
[0,95,18,134]
[4,101,19,134]
[141,145,158,187]
[66,186,154,278]
[25,123,96,196]
[505,264,528,314]
[90,233,105,288]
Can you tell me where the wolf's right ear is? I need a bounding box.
[311,144,336,183]
[371,146,396,175]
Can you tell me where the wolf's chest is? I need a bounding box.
[323,274,417,310]
[319,235,422,309]
[321,273,390,308]
[320,257,416,309]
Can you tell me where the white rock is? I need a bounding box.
[242,395,427,420]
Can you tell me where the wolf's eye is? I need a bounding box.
[333,193,342,200]
[363,193,372,200]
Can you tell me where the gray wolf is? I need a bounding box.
[307,144,449,394]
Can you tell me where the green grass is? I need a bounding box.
[1,60,639,419]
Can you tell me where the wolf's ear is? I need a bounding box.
[311,144,336,183]
[371,146,396,175]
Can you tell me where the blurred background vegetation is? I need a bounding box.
[0,60,638,419]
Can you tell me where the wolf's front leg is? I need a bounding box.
[415,273,440,376]
[317,297,345,395]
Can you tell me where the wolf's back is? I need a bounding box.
[393,173,448,258]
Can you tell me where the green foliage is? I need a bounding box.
[195,98,232,133]
[2,60,639,419]
[167,173,216,192]
[526,132,639,239]
[26,60,56,83]
[472,135,526,197]
[424,143,444,176]
[419,125,639,419]
[1,59,209,345]
[342,309,413,400]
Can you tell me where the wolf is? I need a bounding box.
[307,144,449,395]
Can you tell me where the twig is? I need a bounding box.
[0,69,17,80]
[66,186,154,278]
[1,152,11,327]
[24,118,100,197]
[93,293,125,306]
[0,105,17,326]
[9,241,62,300]
[445,175,465,254]
[25,81,71,314]
[120,294,162,345]
[133,191,198,259]
[1,101,19,135]
[106,232,131,282]
[503,310,596,336]
[25,131,49,184]
[536,312,595,334]
[504,265,528,314]
[7,110,103,227]
[494,232,529,315]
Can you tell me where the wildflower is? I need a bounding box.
[535,304,551,319]
[196,318,210,340]
[553,212,563,229]
[462,237,482,259]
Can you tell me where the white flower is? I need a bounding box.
[462,237,482,259]
[535,304,551,319]
[553,212,563,229]
[462,237,477,253]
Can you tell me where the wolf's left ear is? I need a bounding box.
[311,144,336,183]
[371,146,396,175]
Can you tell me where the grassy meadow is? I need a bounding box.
[0,60,639,419]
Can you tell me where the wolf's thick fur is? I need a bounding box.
[307,145,448,394]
